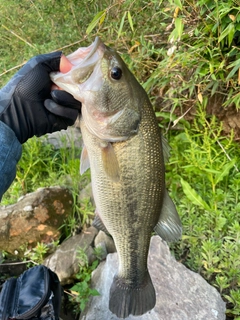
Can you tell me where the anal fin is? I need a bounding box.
[92,210,110,235]
[154,189,182,242]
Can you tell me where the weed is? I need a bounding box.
[24,242,49,265]
[67,248,100,315]
[167,105,240,318]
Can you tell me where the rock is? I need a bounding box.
[79,182,94,204]
[0,187,73,254]
[44,126,82,151]
[80,236,226,320]
[94,231,116,260]
[44,226,98,285]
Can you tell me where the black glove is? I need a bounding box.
[0,52,81,144]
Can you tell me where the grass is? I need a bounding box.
[0,0,240,318]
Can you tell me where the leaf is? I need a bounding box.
[118,11,127,38]
[218,23,235,45]
[86,10,106,35]
[175,17,184,40]
[228,14,236,22]
[89,288,100,296]
[99,11,106,25]
[228,23,235,47]
[215,159,236,185]
[181,178,211,210]
[127,11,134,32]
[226,60,240,80]
[198,92,203,104]
[174,0,183,10]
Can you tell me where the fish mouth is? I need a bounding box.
[50,37,105,94]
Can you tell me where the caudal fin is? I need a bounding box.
[109,271,156,318]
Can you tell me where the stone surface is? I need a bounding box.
[94,231,116,260]
[44,226,98,285]
[80,236,226,320]
[0,187,73,254]
[44,126,82,150]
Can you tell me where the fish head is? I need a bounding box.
[51,37,147,142]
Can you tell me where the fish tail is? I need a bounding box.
[109,271,156,318]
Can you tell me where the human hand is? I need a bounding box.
[0,52,81,143]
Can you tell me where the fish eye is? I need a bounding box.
[110,67,122,80]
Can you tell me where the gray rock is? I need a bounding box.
[0,187,73,254]
[94,231,116,260]
[44,126,82,151]
[80,236,226,320]
[79,183,94,204]
[44,226,98,285]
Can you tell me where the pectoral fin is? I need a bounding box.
[101,142,120,182]
[80,145,90,174]
[154,189,182,242]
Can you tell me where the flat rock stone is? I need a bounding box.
[94,231,116,260]
[80,236,226,320]
[44,226,98,285]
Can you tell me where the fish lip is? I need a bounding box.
[67,36,105,67]
[82,37,102,62]
[50,37,105,91]
[69,37,105,84]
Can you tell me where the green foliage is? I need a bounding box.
[23,241,56,265]
[166,106,240,318]
[68,248,100,314]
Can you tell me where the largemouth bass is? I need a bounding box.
[50,37,182,318]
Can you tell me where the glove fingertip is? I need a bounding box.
[51,90,81,110]
[44,99,79,123]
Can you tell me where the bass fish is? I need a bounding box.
[50,37,182,318]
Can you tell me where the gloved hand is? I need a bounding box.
[0,52,81,144]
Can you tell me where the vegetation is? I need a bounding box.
[67,248,100,314]
[0,0,240,318]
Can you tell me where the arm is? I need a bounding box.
[0,121,22,200]
[0,52,81,199]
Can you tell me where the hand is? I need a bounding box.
[0,52,81,143]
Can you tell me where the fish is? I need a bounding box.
[50,37,182,318]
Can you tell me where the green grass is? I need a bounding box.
[1,0,240,318]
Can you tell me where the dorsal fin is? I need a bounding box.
[154,189,182,242]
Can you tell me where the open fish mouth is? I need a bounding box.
[50,37,105,94]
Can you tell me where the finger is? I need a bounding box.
[44,99,79,122]
[51,90,81,110]
[37,51,62,72]
[60,55,73,73]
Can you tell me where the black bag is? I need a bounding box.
[0,265,62,320]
